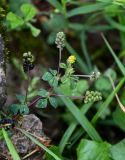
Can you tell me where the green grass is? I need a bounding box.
[2,128,21,160]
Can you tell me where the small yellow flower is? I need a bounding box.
[67,55,76,64]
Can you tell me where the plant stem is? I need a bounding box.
[52,93,84,99]
[25,68,30,104]
[28,96,41,108]
[57,47,62,74]
[28,94,84,108]
[73,74,91,78]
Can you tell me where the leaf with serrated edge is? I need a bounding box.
[36,99,48,108]
[21,4,37,21]
[49,97,58,108]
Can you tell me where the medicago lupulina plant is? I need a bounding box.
[1,32,125,138]
[19,31,102,112]
[0,32,103,130]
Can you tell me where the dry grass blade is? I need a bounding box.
[108,76,125,113]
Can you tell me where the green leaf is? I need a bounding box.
[70,78,77,89]
[77,139,111,160]
[18,128,61,160]
[49,97,58,108]
[16,94,25,103]
[6,12,24,29]
[42,72,53,81]
[38,89,48,97]
[76,80,89,95]
[21,3,37,21]
[110,139,125,160]
[45,13,67,31]
[61,76,70,84]
[10,104,29,114]
[45,146,63,160]
[49,69,57,76]
[9,0,31,15]
[113,106,125,132]
[67,3,109,18]
[49,77,58,87]
[105,68,117,81]
[30,25,40,37]
[2,128,21,160]
[94,76,112,91]
[60,79,88,96]
[27,23,40,37]
[36,99,48,108]
[60,63,67,69]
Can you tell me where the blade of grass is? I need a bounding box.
[17,128,61,160]
[105,15,125,32]
[68,23,113,31]
[66,41,89,73]
[101,33,125,76]
[2,128,21,160]
[118,13,125,50]
[67,2,109,18]
[80,31,92,71]
[56,88,102,142]
[68,23,85,31]
[92,77,125,124]
[70,127,84,147]
[47,0,63,13]
[88,25,114,32]
[59,102,93,153]
[59,122,76,154]
[97,0,112,2]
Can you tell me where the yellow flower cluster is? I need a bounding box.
[67,55,76,64]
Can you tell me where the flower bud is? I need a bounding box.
[22,51,35,72]
[67,55,76,64]
[90,71,101,80]
[55,32,65,49]
[84,90,102,103]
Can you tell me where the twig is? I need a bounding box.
[22,148,38,160]
[108,75,125,112]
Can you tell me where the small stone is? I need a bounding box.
[0,114,50,158]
